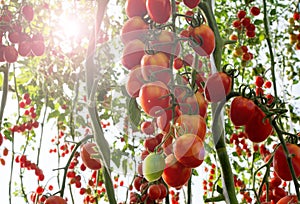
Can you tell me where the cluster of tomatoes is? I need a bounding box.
[0,4,45,64]
[232,7,260,39]
[288,11,300,50]
[10,93,39,133]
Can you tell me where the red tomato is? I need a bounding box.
[4,46,18,63]
[162,154,192,188]
[139,81,171,117]
[204,72,232,102]
[173,134,205,168]
[230,96,256,126]
[146,0,171,24]
[45,196,66,204]
[31,40,45,56]
[125,67,145,98]
[122,39,145,70]
[147,184,161,200]
[175,115,206,141]
[80,143,102,170]
[277,195,298,204]
[141,121,155,135]
[125,0,147,18]
[121,16,148,44]
[151,30,181,56]
[190,24,215,56]
[156,107,180,133]
[175,88,207,117]
[183,0,200,9]
[158,183,167,199]
[244,106,272,143]
[141,52,171,84]
[273,143,300,181]
[144,137,159,152]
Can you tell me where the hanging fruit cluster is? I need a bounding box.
[120,0,223,203]
[0,4,45,64]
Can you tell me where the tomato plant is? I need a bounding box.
[1,0,300,204]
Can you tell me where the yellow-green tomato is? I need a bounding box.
[143,153,165,182]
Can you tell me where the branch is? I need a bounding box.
[0,64,9,128]
[211,92,240,204]
[262,0,278,99]
[85,0,117,203]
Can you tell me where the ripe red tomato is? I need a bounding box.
[183,0,200,9]
[190,24,215,56]
[151,30,181,57]
[162,154,192,188]
[125,0,147,18]
[125,67,145,98]
[18,41,32,57]
[121,16,148,44]
[4,46,18,63]
[277,195,298,204]
[139,81,171,117]
[230,96,256,126]
[143,153,165,182]
[22,5,34,22]
[244,106,272,143]
[31,40,45,56]
[122,39,145,70]
[146,0,171,24]
[141,52,171,85]
[156,107,180,133]
[273,143,300,181]
[204,72,232,102]
[147,184,161,200]
[175,88,207,117]
[141,121,155,135]
[250,6,260,16]
[173,134,205,168]
[45,196,66,204]
[175,115,206,141]
[80,143,102,170]
[144,136,159,152]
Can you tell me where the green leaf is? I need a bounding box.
[122,159,127,177]
[254,19,263,25]
[127,98,141,130]
[3,129,12,141]
[270,9,276,15]
[47,110,60,121]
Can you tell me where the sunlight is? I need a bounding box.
[59,14,81,39]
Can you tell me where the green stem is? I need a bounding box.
[211,92,240,204]
[85,1,117,203]
[262,0,278,99]
[59,135,93,197]
[187,176,192,204]
[204,194,225,202]
[0,64,9,128]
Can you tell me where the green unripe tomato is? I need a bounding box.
[143,153,165,182]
